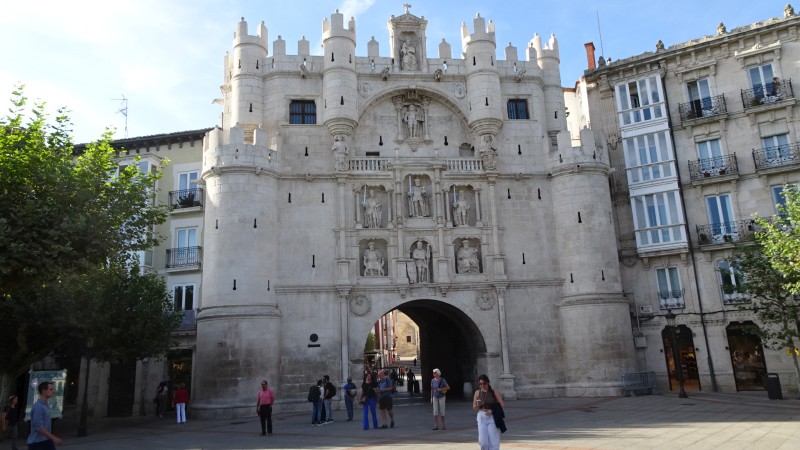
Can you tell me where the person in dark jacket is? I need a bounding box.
[472,374,506,450]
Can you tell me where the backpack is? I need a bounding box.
[308,385,321,402]
[330,383,338,397]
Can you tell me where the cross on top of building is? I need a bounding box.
[403,3,411,14]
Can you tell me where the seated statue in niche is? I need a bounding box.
[411,241,430,284]
[453,190,470,226]
[363,242,384,277]
[407,178,429,217]
[362,189,382,229]
[456,240,480,274]
[401,38,417,71]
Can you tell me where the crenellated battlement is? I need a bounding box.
[547,128,609,176]
[322,10,356,43]
[460,13,496,50]
[233,17,268,51]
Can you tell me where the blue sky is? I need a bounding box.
[0,0,789,143]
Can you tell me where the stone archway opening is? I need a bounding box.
[364,299,487,400]
[661,324,701,392]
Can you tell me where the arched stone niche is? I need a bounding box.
[405,174,432,218]
[358,184,389,229]
[453,237,482,275]
[407,239,434,284]
[449,184,476,227]
[360,239,388,277]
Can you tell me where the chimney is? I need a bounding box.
[584,42,596,70]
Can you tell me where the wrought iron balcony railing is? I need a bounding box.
[741,78,794,109]
[166,246,202,269]
[696,219,755,245]
[678,94,727,122]
[688,154,738,181]
[721,286,750,305]
[753,142,800,170]
[169,187,204,209]
[657,290,685,310]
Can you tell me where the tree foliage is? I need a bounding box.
[0,86,177,379]
[729,186,800,392]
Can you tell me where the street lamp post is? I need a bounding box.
[78,338,94,437]
[665,310,688,398]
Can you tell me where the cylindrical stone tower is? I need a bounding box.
[549,128,636,396]
[462,14,502,138]
[193,19,282,419]
[322,10,358,139]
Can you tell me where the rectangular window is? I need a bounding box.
[623,131,674,184]
[632,191,685,247]
[178,171,199,191]
[507,99,529,120]
[289,100,316,124]
[718,261,748,305]
[761,134,791,166]
[173,284,195,311]
[696,139,723,173]
[172,228,198,267]
[772,184,798,216]
[749,63,775,99]
[656,267,684,309]
[687,78,713,116]
[705,194,737,243]
[615,76,664,125]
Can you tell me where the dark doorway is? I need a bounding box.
[393,300,486,399]
[661,324,701,392]
[727,321,766,391]
[107,358,136,416]
[168,349,193,393]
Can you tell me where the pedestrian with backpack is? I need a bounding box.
[308,380,323,425]
[322,375,336,423]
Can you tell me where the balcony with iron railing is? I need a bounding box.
[741,78,794,109]
[678,94,727,123]
[657,289,685,310]
[688,154,739,182]
[696,219,755,246]
[169,187,204,210]
[721,285,750,305]
[753,143,800,171]
[165,246,202,270]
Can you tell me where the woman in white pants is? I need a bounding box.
[472,374,505,450]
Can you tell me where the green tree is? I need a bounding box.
[729,187,800,393]
[364,332,376,354]
[0,87,176,383]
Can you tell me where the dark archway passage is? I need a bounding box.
[394,299,487,400]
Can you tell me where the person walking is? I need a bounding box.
[430,368,450,430]
[360,372,379,430]
[343,377,357,421]
[3,395,19,450]
[406,369,416,396]
[155,382,168,417]
[256,380,275,436]
[173,383,189,424]
[473,374,506,450]
[26,381,63,450]
[377,369,395,428]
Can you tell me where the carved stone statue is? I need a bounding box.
[786,4,795,18]
[453,190,470,226]
[479,135,498,171]
[456,240,480,274]
[403,105,424,139]
[407,178,429,217]
[717,22,726,35]
[363,242,384,276]
[331,136,348,171]
[401,38,417,71]
[381,66,390,81]
[655,40,665,52]
[363,189,382,229]
[411,241,429,283]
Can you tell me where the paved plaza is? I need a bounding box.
[37,391,800,449]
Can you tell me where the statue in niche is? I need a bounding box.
[407,178,429,217]
[363,241,384,276]
[403,104,424,139]
[362,189,382,229]
[456,240,480,274]
[331,136,348,171]
[401,38,417,71]
[411,241,430,283]
[453,190,470,226]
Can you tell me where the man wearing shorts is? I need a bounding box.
[377,369,395,428]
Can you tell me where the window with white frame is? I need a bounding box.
[656,267,684,309]
[171,227,198,267]
[718,261,748,304]
[631,191,685,247]
[748,63,775,99]
[696,139,724,173]
[615,76,664,125]
[761,134,792,166]
[173,284,195,311]
[687,78,713,116]
[623,131,674,184]
[705,194,737,243]
[178,171,198,191]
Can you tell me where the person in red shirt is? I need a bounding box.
[256,380,276,435]
[173,383,189,424]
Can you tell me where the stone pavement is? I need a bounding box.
[35,391,800,449]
